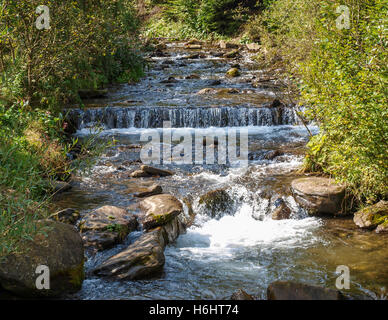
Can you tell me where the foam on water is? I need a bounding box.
[75,125,318,137]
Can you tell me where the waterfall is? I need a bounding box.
[67,106,301,130]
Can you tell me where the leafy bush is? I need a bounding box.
[0,0,143,109]
[0,101,109,256]
[0,102,66,256]
[248,0,387,204]
[159,0,257,38]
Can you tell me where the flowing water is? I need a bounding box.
[57,42,388,300]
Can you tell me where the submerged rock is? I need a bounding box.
[0,220,84,297]
[263,150,284,160]
[79,205,138,250]
[134,184,163,198]
[267,281,346,300]
[196,88,239,95]
[353,200,388,231]
[49,208,80,225]
[291,177,346,216]
[231,289,254,300]
[141,165,174,177]
[160,76,178,84]
[78,89,108,99]
[93,228,166,280]
[140,194,183,230]
[209,79,221,86]
[271,199,292,220]
[185,74,201,79]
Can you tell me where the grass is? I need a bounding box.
[0,102,107,257]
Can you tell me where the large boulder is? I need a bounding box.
[0,220,84,297]
[93,228,166,280]
[353,200,388,231]
[267,281,346,300]
[139,194,183,230]
[79,205,138,250]
[291,177,346,215]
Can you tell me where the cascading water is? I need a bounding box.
[58,42,388,300]
[67,106,300,130]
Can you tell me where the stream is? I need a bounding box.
[56,42,388,300]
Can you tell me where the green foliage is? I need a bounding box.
[301,0,388,203]
[0,0,143,109]
[0,101,110,257]
[248,0,388,204]
[145,0,257,39]
[0,102,61,256]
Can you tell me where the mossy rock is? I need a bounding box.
[140,194,183,230]
[226,68,240,78]
[0,220,84,297]
[198,188,234,219]
[353,200,388,230]
[376,219,388,234]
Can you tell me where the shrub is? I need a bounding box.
[248,0,387,204]
[0,0,143,109]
